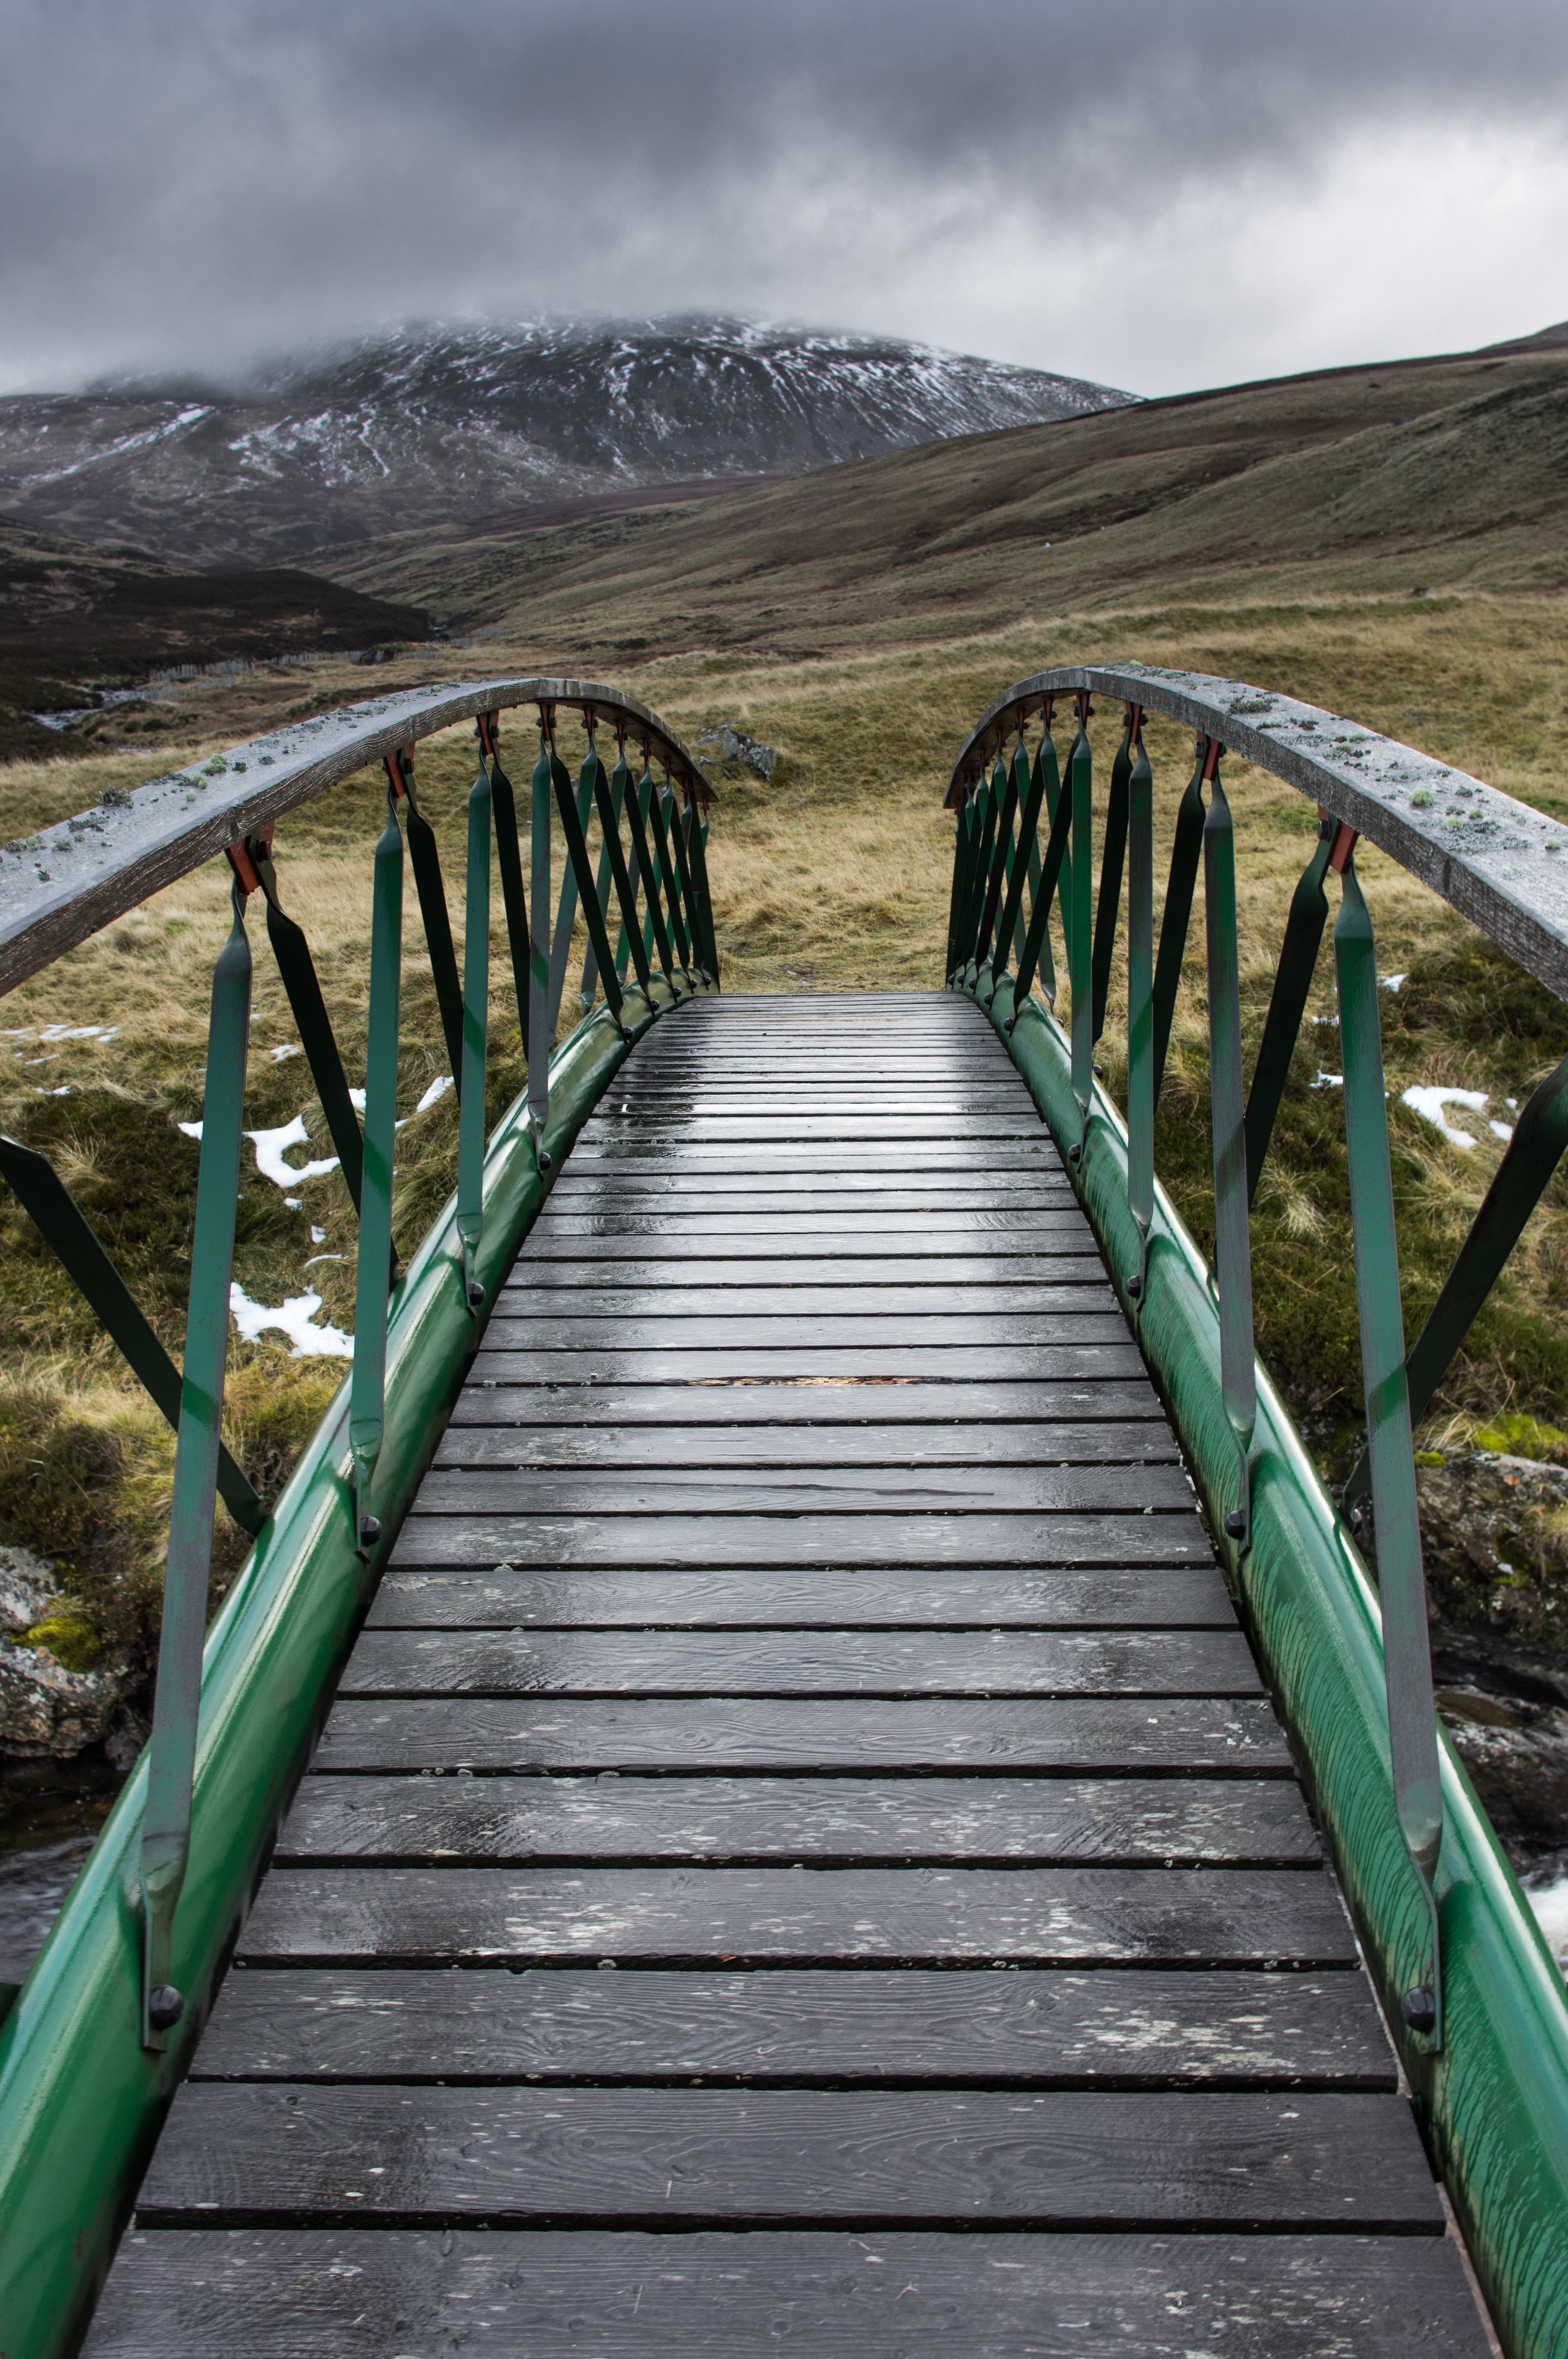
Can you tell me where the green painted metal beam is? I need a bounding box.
[0,968,707,2359]
[968,963,1568,2359]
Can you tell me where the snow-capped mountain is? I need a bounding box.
[0,317,1132,570]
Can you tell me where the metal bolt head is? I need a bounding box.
[147,1983,185,2031]
[466,1279,486,1306]
[1126,1274,1143,1301]
[1223,1509,1247,1540]
[537,1147,552,1172]
[358,1514,382,1548]
[1093,1063,1104,1079]
[1067,1143,1082,1165]
[1401,1985,1437,2034]
[1003,1018,1014,1035]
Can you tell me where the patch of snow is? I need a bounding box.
[348,1088,366,1110]
[1401,1085,1490,1149]
[1523,1866,1568,1980]
[1310,1072,1343,1090]
[283,1195,302,1209]
[1490,1121,1515,1143]
[229,1281,352,1358]
[40,1023,111,1040]
[247,1114,340,1189]
[414,1074,454,1114]
[310,1225,327,1244]
[178,1120,202,1141]
[269,1042,302,1063]
[304,1253,347,1266]
[1379,974,1407,993]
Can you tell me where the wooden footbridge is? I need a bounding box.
[1,672,1566,2357]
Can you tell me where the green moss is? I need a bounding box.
[1472,1412,1568,1461]
[20,1612,105,1672]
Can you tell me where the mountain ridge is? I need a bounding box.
[0,316,1132,573]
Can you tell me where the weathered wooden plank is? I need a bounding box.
[467,1346,1149,1384]
[505,1255,1108,1289]
[236,1864,1353,1968]
[545,1172,1074,1200]
[565,1147,1062,1172]
[477,1312,1127,1349]
[585,1118,1049,1142]
[193,1964,1384,2086]
[488,1287,1119,1323]
[136,2086,1436,2226]
[434,1419,1176,1470]
[275,1773,1318,1866]
[407,1464,1195,1518]
[82,2226,1494,2358]
[523,1222,1098,1256]
[338,1627,1259,1699]
[446,1379,1165,1430]
[385,1511,1209,1570]
[315,1696,1289,1772]
[367,1564,1232,1627]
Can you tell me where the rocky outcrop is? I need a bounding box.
[0,1546,142,1763]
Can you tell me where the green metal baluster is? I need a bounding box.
[250,840,367,1214]
[649,765,694,978]
[1090,709,1134,1046]
[395,752,466,1098]
[550,731,629,1038]
[579,754,626,1012]
[457,755,491,1310]
[590,747,657,1008]
[684,789,720,984]
[1007,764,1074,1029]
[1151,742,1210,1104]
[1203,759,1257,1550]
[139,874,252,2049]
[527,718,553,1159]
[664,769,704,974]
[946,785,976,982]
[1244,818,1340,1204]
[1032,721,1061,1004]
[481,714,531,1046]
[986,727,1046,1008]
[1335,848,1445,2048]
[349,778,404,1553]
[624,756,679,993]
[975,747,1016,974]
[0,1134,265,1533]
[546,738,598,1036]
[960,776,997,981]
[1068,700,1094,1142]
[1125,714,1154,1303]
[1345,1048,1568,1516]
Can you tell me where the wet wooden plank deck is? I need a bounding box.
[87,992,1489,2355]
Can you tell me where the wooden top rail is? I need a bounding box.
[0,676,709,996]
[944,663,1568,1006]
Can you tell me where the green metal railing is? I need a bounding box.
[0,677,716,2107]
[945,661,1568,2359]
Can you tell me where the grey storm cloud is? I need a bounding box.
[2,0,1567,392]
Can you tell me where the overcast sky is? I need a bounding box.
[2,0,1566,398]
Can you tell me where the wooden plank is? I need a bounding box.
[236,1864,1353,1969]
[522,1222,1100,1254]
[384,1512,1210,1570]
[192,1965,1386,2086]
[467,1346,1149,1383]
[586,1118,1050,1141]
[274,1773,1319,1866]
[446,1379,1166,1429]
[544,1172,1074,1200]
[135,2085,1436,2227]
[81,2226,1496,2358]
[432,1421,1180,1469]
[314,1696,1290,1772]
[503,1256,1109,1289]
[475,1312,1128,1349]
[487,1287,1120,1321]
[337,1627,1259,1699]
[405,1465,1195,1517]
[367,1564,1234,1628]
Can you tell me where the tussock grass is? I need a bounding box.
[2,592,1566,1659]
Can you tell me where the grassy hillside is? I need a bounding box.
[319,340,1568,657]
[2,333,1567,1699]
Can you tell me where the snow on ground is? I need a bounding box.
[229,1281,352,1358]
[1400,1086,1492,1148]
